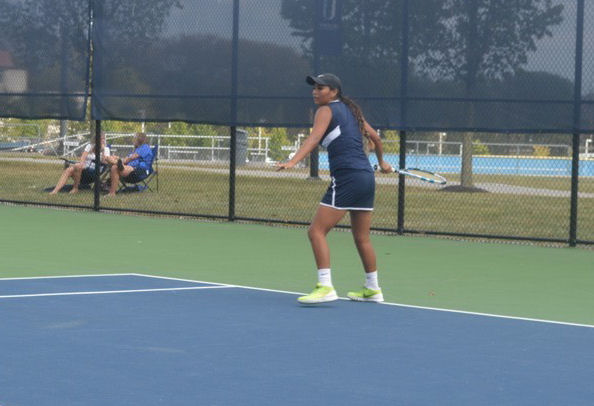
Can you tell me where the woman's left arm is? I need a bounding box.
[363,120,392,173]
[123,151,139,164]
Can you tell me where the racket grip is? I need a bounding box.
[373,164,396,173]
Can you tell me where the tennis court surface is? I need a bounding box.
[1,204,594,405]
[1,273,593,405]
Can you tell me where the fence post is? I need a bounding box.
[308,1,322,180]
[228,0,240,221]
[308,106,319,180]
[229,127,237,221]
[93,120,101,211]
[397,0,409,235]
[569,0,584,247]
[397,130,406,234]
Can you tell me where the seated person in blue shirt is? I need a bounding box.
[104,132,153,196]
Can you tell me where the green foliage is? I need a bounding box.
[533,145,550,157]
[266,128,290,161]
[473,139,490,155]
[160,123,222,147]
[381,130,400,154]
[0,118,90,141]
[102,121,142,134]
[244,127,290,162]
[99,121,227,147]
[0,119,41,139]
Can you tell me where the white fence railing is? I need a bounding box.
[381,140,572,157]
[3,131,591,161]
[68,132,273,164]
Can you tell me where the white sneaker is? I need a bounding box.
[297,284,338,304]
[347,287,384,302]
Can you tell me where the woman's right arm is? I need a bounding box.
[276,106,332,170]
[79,150,89,165]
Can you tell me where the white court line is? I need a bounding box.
[0,273,136,281]
[130,273,300,293]
[0,285,232,299]
[135,273,594,330]
[379,302,594,329]
[3,273,592,329]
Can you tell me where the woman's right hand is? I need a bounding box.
[378,161,393,173]
[276,161,295,171]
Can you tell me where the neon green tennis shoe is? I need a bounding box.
[297,283,338,304]
[347,287,384,302]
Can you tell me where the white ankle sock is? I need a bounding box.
[317,268,332,287]
[365,271,379,290]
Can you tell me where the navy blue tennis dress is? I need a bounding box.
[319,100,375,211]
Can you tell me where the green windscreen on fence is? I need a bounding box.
[0,0,90,120]
[2,0,593,132]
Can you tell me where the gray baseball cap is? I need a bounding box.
[306,73,342,91]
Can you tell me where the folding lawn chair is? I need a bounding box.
[117,145,159,193]
[61,158,109,190]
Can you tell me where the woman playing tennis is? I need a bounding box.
[277,73,392,304]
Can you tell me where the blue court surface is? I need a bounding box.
[1,274,593,406]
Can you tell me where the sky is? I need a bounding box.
[524,0,594,94]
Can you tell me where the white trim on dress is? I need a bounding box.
[321,125,341,148]
[319,202,374,211]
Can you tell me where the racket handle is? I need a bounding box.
[373,164,396,173]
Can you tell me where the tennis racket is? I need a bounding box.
[374,164,447,185]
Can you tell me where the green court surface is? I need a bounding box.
[1,204,592,326]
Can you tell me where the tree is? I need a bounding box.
[262,128,290,161]
[127,33,311,125]
[413,0,563,188]
[0,0,182,119]
[280,0,443,104]
[281,0,564,187]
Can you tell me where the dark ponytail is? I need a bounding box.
[339,93,371,152]
[339,94,367,139]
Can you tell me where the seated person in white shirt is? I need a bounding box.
[49,133,111,195]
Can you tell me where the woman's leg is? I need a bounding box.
[308,204,347,269]
[49,166,75,194]
[348,210,384,302]
[70,164,85,193]
[103,155,119,166]
[297,204,346,303]
[107,165,135,196]
[349,210,376,272]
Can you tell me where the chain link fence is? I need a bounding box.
[1,0,593,246]
[1,124,592,246]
